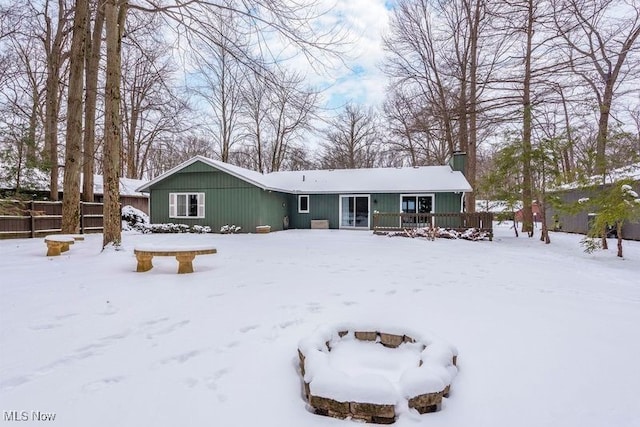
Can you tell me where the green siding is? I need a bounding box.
[287,192,463,230]
[259,191,289,231]
[434,192,463,213]
[448,152,467,174]
[148,160,288,233]
[288,194,340,229]
[147,159,465,232]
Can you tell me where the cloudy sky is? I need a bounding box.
[287,0,395,112]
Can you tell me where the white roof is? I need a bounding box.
[555,162,640,190]
[136,156,472,194]
[90,175,148,197]
[0,162,147,197]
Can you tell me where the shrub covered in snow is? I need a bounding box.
[121,205,149,231]
[384,227,491,241]
[135,223,211,234]
[220,224,241,234]
[191,225,212,234]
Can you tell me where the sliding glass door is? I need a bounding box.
[340,195,370,228]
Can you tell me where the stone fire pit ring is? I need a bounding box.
[298,323,458,424]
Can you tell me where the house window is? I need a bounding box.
[298,195,310,213]
[400,194,434,226]
[169,193,205,218]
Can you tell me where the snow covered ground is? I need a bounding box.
[1,224,639,426]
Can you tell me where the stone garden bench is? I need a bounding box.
[133,245,217,274]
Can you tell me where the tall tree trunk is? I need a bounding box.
[616,221,623,258]
[43,0,66,201]
[520,0,535,237]
[62,0,89,233]
[103,0,125,248]
[595,84,613,179]
[82,1,104,202]
[465,0,481,214]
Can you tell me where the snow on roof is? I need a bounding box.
[0,164,147,197]
[475,200,520,212]
[90,175,148,197]
[136,156,472,194]
[555,162,640,191]
[266,166,471,193]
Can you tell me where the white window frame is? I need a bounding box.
[339,194,370,229]
[298,195,310,214]
[169,192,205,219]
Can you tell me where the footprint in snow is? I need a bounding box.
[204,368,231,391]
[29,323,61,330]
[54,313,78,320]
[82,376,125,392]
[207,293,226,299]
[140,317,170,327]
[343,301,357,306]
[146,320,190,339]
[0,375,32,391]
[184,377,199,388]
[160,349,204,365]
[385,290,397,295]
[279,320,298,329]
[239,324,259,333]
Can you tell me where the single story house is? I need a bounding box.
[136,154,472,232]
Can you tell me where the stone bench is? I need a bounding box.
[44,234,83,256]
[133,246,217,274]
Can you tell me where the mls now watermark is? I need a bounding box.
[3,410,57,422]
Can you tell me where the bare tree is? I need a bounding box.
[383,86,452,166]
[98,0,345,247]
[383,0,504,211]
[61,0,89,234]
[553,0,640,178]
[266,71,318,172]
[383,0,458,160]
[121,12,187,179]
[319,103,380,169]
[239,69,318,172]
[0,36,45,191]
[82,0,105,202]
[41,0,71,200]
[102,0,126,247]
[187,7,246,163]
[147,134,213,177]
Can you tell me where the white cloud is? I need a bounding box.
[281,0,393,110]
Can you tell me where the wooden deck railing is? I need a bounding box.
[373,212,494,237]
[0,200,104,239]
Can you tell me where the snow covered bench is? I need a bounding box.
[133,245,217,274]
[44,234,84,256]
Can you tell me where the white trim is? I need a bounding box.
[339,194,370,229]
[169,192,205,219]
[169,193,177,217]
[298,195,310,213]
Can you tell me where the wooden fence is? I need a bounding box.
[0,200,104,239]
[373,212,494,236]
